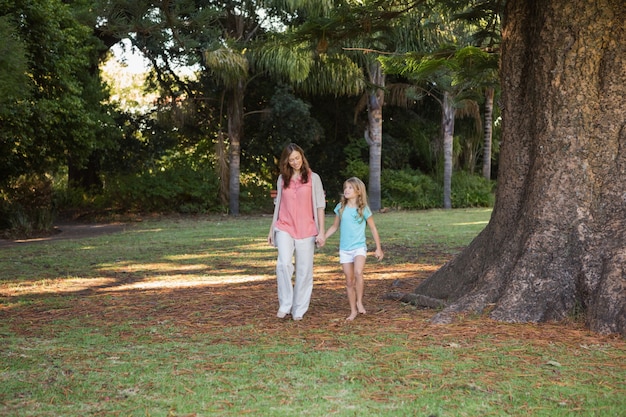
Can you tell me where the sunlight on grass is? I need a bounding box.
[99,261,210,273]
[1,262,433,296]
[4,277,117,295]
[104,275,271,291]
[167,253,213,261]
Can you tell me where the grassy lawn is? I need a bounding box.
[1,209,624,416]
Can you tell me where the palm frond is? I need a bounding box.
[263,0,334,15]
[251,40,313,83]
[202,47,249,88]
[384,83,412,108]
[455,99,482,134]
[294,53,366,97]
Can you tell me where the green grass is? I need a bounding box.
[1,209,624,417]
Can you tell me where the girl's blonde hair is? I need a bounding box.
[339,177,369,222]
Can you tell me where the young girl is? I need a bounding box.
[325,177,383,321]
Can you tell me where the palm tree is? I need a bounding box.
[381,45,497,208]
[454,47,499,181]
[449,0,502,179]
[203,0,363,215]
[364,60,385,210]
[278,0,444,211]
[203,45,249,215]
[100,0,338,215]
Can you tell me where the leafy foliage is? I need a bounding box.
[0,0,502,228]
[449,170,495,208]
[337,138,493,211]
[0,16,30,107]
[249,85,324,160]
[0,175,55,237]
[381,168,442,209]
[102,160,221,214]
[0,0,121,188]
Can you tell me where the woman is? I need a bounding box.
[268,143,326,320]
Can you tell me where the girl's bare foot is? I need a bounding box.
[357,303,366,314]
[346,312,358,321]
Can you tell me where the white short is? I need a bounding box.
[339,247,367,264]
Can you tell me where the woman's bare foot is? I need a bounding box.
[346,312,358,321]
[357,303,366,315]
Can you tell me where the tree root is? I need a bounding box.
[383,291,447,309]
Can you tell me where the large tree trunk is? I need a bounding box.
[409,0,626,335]
[442,91,455,209]
[365,61,384,211]
[482,87,494,180]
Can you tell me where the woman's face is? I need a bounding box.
[288,150,303,172]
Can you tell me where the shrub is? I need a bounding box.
[102,163,221,214]
[381,169,441,209]
[0,174,55,237]
[450,171,495,208]
[341,158,370,182]
[332,163,494,211]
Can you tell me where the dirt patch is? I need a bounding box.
[0,222,129,248]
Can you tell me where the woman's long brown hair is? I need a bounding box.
[279,143,310,188]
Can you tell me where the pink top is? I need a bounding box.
[275,176,317,239]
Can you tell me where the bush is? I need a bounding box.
[450,171,495,208]
[381,169,441,209]
[102,163,221,214]
[341,157,370,182]
[0,174,55,237]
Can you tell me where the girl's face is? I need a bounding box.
[343,183,358,200]
[288,150,303,172]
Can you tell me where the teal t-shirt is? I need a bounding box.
[334,203,372,251]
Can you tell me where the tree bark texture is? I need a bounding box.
[228,80,244,216]
[216,130,229,206]
[412,0,626,335]
[442,91,455,209]
[482,87,494,180]
[365,61,384,212]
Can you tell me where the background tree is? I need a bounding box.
[454,46,499,180]
[451,0,502,180]
[381,45,494,208]
[0,16,29,109]
[0,0,119,188]
[245,84,323,175]
[0,15,31,186]
[403,0,626,336]
[104,0,345,215]
[282,0,441,211]
[2,0,498,230]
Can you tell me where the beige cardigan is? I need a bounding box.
[271,172,326,236]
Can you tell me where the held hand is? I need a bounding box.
[315,235,326,248]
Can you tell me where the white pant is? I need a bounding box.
[274,228,315,318]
